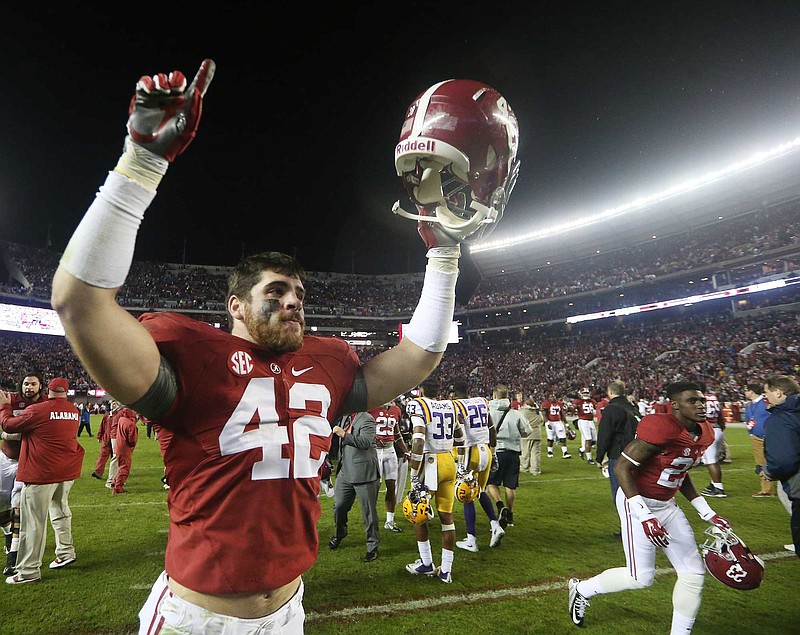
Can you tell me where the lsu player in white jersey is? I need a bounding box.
[449,380,505,551]
[404,380,465,583]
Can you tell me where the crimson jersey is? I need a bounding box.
[652,401,670,415]
[369,404,402,448]
[140,312,360,594]
[704,393,722,427]
[572,398,596,421]
[1,393,39,460]
[596,397,609,424]
[0,398,84,483]
[633,413,714,501]
[541,399,565,422]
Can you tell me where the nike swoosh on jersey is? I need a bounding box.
[291,366,314,376]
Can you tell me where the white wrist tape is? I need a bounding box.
[425,245,460,273]
[60,171,155,288]
[627,494,655,521]
[690,496,715,520]
[115,137,169,192]
[402,258,458,353]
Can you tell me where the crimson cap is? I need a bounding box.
[48,377,69,393]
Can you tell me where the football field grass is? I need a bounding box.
[1,420,797,634]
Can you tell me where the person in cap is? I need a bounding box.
[0,377,85,584]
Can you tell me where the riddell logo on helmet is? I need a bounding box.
[396,139,436,156]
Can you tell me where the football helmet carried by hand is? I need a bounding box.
[566,426,577,441]
[454,469,480,503]
[393,79,520,248]
[700,526,764,590]
[403,487,435,525]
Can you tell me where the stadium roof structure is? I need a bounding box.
[468,141,800,278]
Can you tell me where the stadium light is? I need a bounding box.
[470,136,800,254]
[566,276,800,324]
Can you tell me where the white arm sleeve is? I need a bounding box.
[60,171,155,288]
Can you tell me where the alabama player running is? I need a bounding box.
[404,380,466,583]
[569,382,732,633]
[1,372,45,576]
[450,379,504,551]
[368,400,408,532]
[541,393,572,459]
[573,388,597,464]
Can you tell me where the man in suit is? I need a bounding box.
[328,411,381,562]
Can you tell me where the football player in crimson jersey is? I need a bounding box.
[572,388,598,464]
[541,393,572,459]
[50,62,519,633]
[0,372,44,576]
[568,382,733,633]
[698,384,727,498]
[367,400,408,532]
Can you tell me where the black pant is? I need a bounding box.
[77,422,92,437]
[792,499,800,558]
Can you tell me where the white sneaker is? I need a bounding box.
[384,521,403,533]
[49,556,76,569]
[456,537,479,553]
[490,525,505,548]
[569,577,590,626]
[785,544,796,553]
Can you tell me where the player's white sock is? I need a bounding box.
[562,446,569,456]
[578,567,649,598]
[418,541,433,566]
[440,548,454,574]
[587,452,593,462]
[386,512,395,524]
[712,482,724,490]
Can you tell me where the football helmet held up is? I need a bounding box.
[578,388,591,399]
[454,469,480,503]
[393,79,520,246]
[700,526,764,590]
[403,487,435,525]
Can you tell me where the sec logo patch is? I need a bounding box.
[229,351,254,376]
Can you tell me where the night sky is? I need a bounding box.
[3,2,800,275]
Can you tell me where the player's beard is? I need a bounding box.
[243,302,305,353]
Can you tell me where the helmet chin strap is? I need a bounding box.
[392,165,499,240]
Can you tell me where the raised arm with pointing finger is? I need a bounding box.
[51,63,519,633]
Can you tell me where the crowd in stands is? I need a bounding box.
[2,203,798,320]
[2,202,798,402]
[2,304,797,407]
